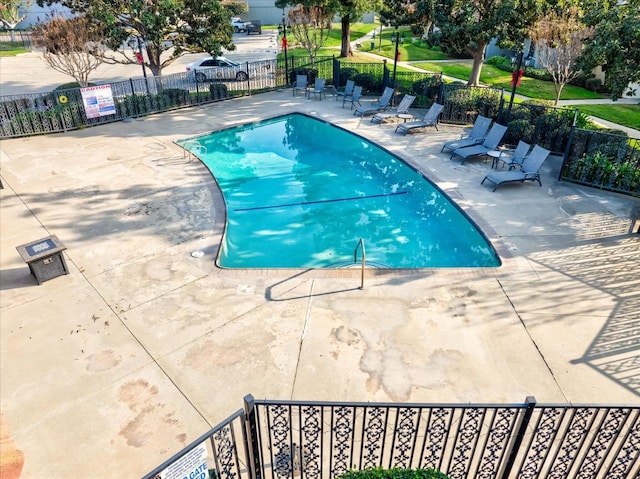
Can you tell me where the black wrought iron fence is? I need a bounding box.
[286,56,334,86]
[391,71,442,108]
[142,395,640,479]
[561,129,640,196]
[0,60,279,138]
[502,103,577,154]
[440,84,504,125]
[333,59,389,95]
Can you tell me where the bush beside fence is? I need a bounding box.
[562,129,640,196]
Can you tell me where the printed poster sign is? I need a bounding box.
[80,84,116,119]
[151,442,208,479]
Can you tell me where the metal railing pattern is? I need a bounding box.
[141,408,252,479]
[561,129,640,196]
[142,396,640,479]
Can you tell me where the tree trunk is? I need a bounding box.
[340,16,351,57]
[466,41,487,86]
[147,46,162,76]
[554,83,564,105]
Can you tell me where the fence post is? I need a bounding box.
[500,396,536,479]
[437,78,444,104]
[558,108,579,181]
[243,394,262,479]
[246,62,251,95]
[497,90,506,124]
[333,56,340,89]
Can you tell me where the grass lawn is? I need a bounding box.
[0,41,28,56]
[414,61,605,101]
[567,104,640,131]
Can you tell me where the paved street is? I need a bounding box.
[0,30,279,96]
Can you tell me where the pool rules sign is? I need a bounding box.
[80,84,116,119]
[151,442,208,479]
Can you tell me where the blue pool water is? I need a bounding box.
[179,113,500,269]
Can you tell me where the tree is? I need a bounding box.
[287,4,333,67]
[221,0,249,16]
[530,6,591,105]
[578,0,640,99]
[380,0,436,42]
[36,0,235,76]
[275,0,381,58]
[434,0,540,86]
[32,13,107,87]
[0,0,33,41]
[334,0,381,57]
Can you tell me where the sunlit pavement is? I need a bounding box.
[1,91,639,478]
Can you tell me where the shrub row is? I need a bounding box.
[339,467,449,479]
[564,128,639,193]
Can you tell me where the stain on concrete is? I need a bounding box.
[117,379,185,449]
[332,326,361,347]
[182,326,277,371]
[85,349,122,372]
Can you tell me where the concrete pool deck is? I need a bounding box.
[1,91,639,478]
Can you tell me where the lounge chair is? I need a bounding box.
[308,78,326,100]
[492,140,531,170]
[441,115,493,153]
[334,79,355,102]
[354,87,395,117]
[481,145,550,191]
[371,94,416,123]
[293,74,307,97]
[395,103,444,134]
[343,85,363,109]
[450,123,508,164]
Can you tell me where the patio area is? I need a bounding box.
[1,90,638,478]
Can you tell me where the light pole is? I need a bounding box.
[506,51,531,120]
[281,12,289,82]
[136,36,147,78]
[392,31,400,87]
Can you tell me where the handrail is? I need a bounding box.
[353,238,366,289]
[182,140,207,162]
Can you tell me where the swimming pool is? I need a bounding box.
[179,113,500,269]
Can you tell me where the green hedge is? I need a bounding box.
[339,467,449,479]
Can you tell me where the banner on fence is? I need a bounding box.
[80,84,116,119]
[151,442,208,479]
